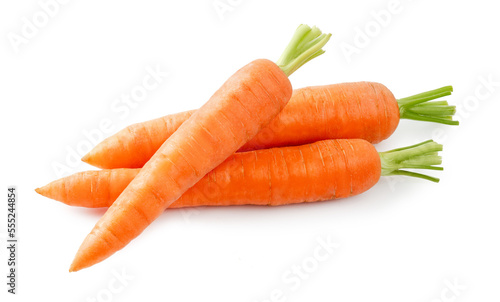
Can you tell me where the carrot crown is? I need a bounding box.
[397,86,459,125]
[276,24,331,77]
[379,140,444,183]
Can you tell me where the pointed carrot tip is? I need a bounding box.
[70,233,112,272]
[69,264,77,272]
[35,186,47,197]
[69,255,84,272]
[81,152,91,164]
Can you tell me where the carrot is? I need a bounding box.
[68,25,331,272]
[37,139,444,209]
[83,83,457,169]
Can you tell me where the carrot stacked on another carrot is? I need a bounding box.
[34,24,457,274]
[37,139,444,209]
[68,25,331,272]
[82,83,457,169]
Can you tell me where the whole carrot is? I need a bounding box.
[68,25,331,272]
[82,83,457,169]
[37,139,444,209]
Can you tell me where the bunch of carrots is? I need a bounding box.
[36,25,458,272]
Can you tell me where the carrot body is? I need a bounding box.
[83,82,399,169]
[38,139,381,209]
[39,139,445,210]
[70,59,293,271]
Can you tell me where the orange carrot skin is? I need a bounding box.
[70,59,292,271]
[248,82,399,151]
[84,110,196,169]
[38,139,381,209]
[36,169,140,208]
[83,82,399,169]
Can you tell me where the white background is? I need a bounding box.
[1,0,499,301]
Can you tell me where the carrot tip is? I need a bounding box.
[35,186,48,197]
[81,152,91,164]
[69,262,79,272]
[69,256,84,273]
[70,232,113,272]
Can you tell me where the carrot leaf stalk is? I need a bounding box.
[276,24,332,77]
[379,140,443,183]
[397,86,459,125]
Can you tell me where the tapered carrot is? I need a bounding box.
[37,139,444,209]
[68,25,331,272]
[82,83,457,169]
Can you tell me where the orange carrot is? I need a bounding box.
[83,83,457,169]
[68,25,331,272]
[37,139,444,209]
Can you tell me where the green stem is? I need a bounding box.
[400,111,458,125]
[413,100,449,107]
[397,86,459,126]
[388,170,441,183]
[409,105,456,116]
[276,24,331,77]
[379,140,444,183]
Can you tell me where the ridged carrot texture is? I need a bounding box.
[37,139,444,209]
[82,83,457,169]
[67,25,331,272]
